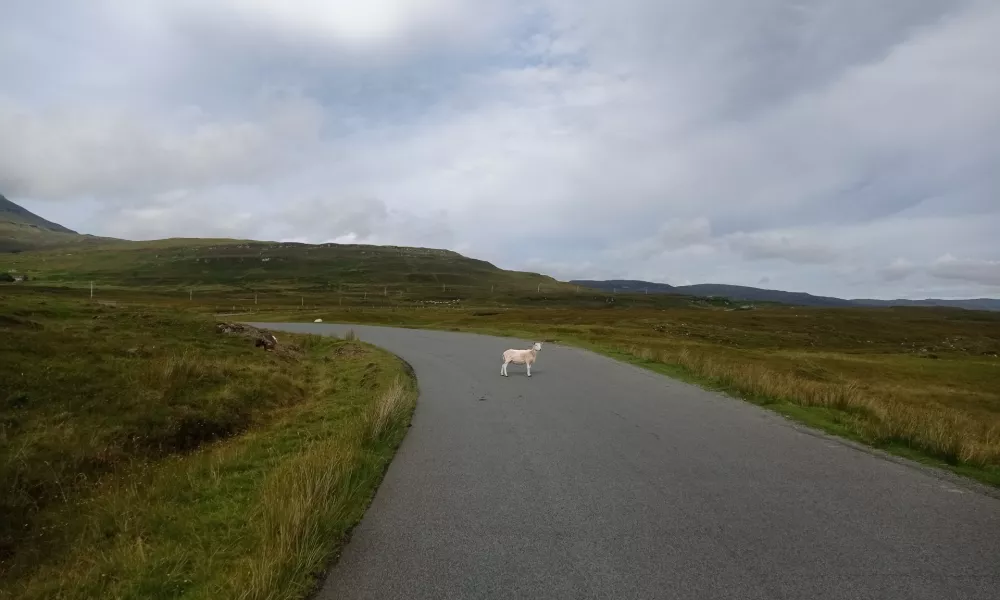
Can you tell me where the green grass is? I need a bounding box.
[251,304,1000,487]
[0,291,416,599]
[6,235,999,489]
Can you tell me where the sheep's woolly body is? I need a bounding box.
[501,342,542,377]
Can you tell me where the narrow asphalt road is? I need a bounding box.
[255,323,1000,600]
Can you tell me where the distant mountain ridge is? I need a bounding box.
[570,279,1000,311]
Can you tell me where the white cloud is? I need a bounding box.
[97,189,261,240]
[274,195,455,248]
[168,0,514,54]
[0,92,323,200]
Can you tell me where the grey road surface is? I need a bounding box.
[255,323,1000,600]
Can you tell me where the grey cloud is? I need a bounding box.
[725,232,840,265]
[928,255,1000,287]
[879,259,918,282]
[605,218,714,262]
[657,218,712,250]
[96,189,262,240]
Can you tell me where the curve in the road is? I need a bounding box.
[254,322,1000,600]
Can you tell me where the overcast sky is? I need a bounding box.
[2,0,998,299]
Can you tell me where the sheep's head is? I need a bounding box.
[533,342,542,351]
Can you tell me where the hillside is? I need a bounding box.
[572,279,1000,311]
[0,194,110,252]
[5,238,574,303]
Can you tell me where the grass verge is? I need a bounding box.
[253,305,1000,487]
[0,293,416,599]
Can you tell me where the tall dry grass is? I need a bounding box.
[362,377,411,442]
[235,441,362,600]
[229,377,415,600]
[625,344,1000,469]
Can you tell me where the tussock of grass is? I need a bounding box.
[362,378,410,443]
[1,294,416,599]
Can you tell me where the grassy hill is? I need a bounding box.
[4,237,608,309]
[0,194,112,252]
[6,238,552,287]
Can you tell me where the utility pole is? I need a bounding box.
[189,289,193,301]
[537,283,541,293]
[384,286,387,296]
[301,296,304,308]
[90,281,94,299]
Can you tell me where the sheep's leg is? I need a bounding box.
[501,360,508,376]
[526,362,531,377]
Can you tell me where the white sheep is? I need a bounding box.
[501,342,542,377]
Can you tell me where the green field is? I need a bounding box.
[0,291,416,599]
[4,236,1000,505]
